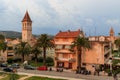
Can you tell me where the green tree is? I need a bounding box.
[0,34,7,54]
[71,36,90,70]
[31,43,42,63]
[14,42,31,62]
[115,38,120,52]
[0,41,7,52]
[104,59,120,80]
[0,34,5,41]
[37,34,54,65]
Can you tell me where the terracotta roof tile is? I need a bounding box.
[55,29,81,38]
[22,11,32,22]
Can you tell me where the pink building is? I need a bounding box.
[54,29,84,70]
[54,27,116,72]
[83,28,116,72]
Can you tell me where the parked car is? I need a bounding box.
[37,66,47,71]
[0,63,7,67]
[56,68,63,72]
[24,65,36,70]
[76,67,91,75]
[10,63,20,69]
[3,67,13,72]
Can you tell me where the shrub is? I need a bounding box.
[7,58,13,64]
[32,57,35,61]
[46,57,53,63]
[37,57,43,62]
[46,62,54,66]
[13,58,21,62]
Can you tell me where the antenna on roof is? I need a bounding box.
[81,27,83,31]
[89,29,91,36]
[95,26,96,36]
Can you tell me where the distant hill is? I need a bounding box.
[0,31,54,39]
[0,31,21,39]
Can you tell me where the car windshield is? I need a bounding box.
[2,63,7,65]
[13,64,18,66]
[27,65,33,67]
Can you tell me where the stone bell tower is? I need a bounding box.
[22,11,32,43]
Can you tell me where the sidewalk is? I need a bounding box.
[51,67,74,73]
[18,72,85,80]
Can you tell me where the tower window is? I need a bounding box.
[25,23,26,27]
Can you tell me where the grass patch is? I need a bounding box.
[25,76,66,80]
[0,73,26,80]
[0,72,6,76]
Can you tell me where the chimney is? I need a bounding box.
[59,30,62,32]
[68,30,70,32]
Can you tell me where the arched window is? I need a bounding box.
[27,23,29,26]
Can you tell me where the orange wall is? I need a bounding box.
[83,42,104,64]
[54,37,75,45]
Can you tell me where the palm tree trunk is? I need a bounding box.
[22,54,24,62]
[76,48,79,69]
[35,54,38,63]
[43,47,46,66]
[78,47,82,72]
[79,49,82,68]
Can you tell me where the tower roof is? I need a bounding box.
[55,29,81,38]
[110,27,114,34]
[22,11,32,22]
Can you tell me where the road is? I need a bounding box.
[17,68,113,80]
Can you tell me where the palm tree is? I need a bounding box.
[37,34,54,65]
[14,42,31,62]
[0,34,7,52]
[0,41,7,52]
[0,34,7,62]
[71,36,90,71]
[31,43,42,63]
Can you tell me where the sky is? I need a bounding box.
[0,0,120,36]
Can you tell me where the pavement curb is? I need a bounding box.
[17,72,85,80]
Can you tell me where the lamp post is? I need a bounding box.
[110,58,112,76]
[110,41,112,76]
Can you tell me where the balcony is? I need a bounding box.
[105,57,109,63]
[69,58,76,62]
[104,55,112,63]
[58,58,69,61]
[7,53,14,56]
[55,57,76,62]
[7,50,13,53]
[55,49,74,53]
[104,49,111,55]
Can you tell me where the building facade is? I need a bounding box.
[54,28,117,72]
[6,39,20,59]
[83,27,116,72]
[54,29,84,70]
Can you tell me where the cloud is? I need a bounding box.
[106,19,120,26]
[85,18,94,26]
[0,0,120,35]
